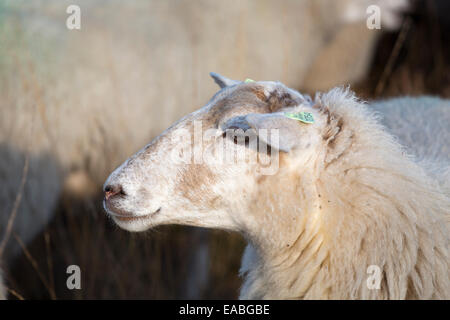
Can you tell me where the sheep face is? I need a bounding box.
[103,73,326,235]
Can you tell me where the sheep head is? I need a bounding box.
[103,73,338,246]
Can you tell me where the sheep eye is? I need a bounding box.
[222,128,258,148]
[222,126,239,143]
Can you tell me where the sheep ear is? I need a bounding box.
[222,113,303,152]
[210,72,240,88]
[245,113,304,152]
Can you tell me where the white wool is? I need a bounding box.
[239,89,449,299]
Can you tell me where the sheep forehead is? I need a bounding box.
[206,83,270,111]
[117,80,310,183]
[196,80,306,124]
[150,84,267,140]
[128,82,320,186]
[117,85,264,167]
[136,83,285,198]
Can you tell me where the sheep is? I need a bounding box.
[370,97,450,162]
[104,73,449,299]
[370,97,450,202]
[0,0,408,298]
[370,97,450,189]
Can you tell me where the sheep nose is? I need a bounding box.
[104,184,124,200]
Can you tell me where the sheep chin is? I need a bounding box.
[111,209,161,232]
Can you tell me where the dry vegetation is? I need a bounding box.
[1,0,449,299]
[354,0,450,99]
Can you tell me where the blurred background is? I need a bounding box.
[0,0,448,299]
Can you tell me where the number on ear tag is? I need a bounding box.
[284,111,315,124]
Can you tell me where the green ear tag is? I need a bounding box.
[244,78,255,83]
[284,111,315,124]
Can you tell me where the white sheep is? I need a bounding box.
[0,0,408,298]
[104,74,449,299]
[370,97,450,191]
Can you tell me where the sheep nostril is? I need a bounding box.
[104,184,124,200]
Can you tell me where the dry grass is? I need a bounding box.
[7,190,246,299]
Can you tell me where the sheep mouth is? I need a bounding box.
[103,199,161,222]
[112,208,161,222]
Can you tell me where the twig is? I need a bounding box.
[375,17,412,96]
[6,287,25,300]
[0,155,30,258]
[44,231,56,298]
[13,233,56,299]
